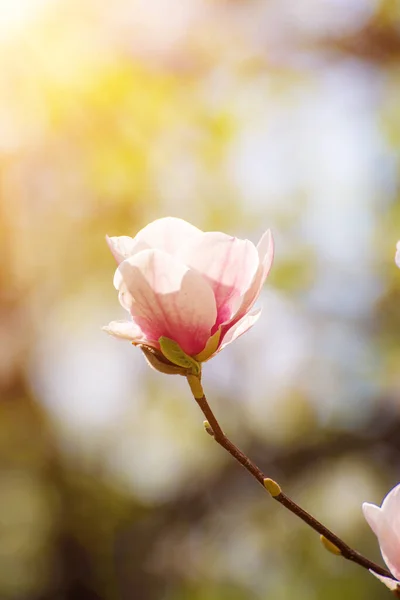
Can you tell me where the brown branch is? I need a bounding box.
[188,376,394,581]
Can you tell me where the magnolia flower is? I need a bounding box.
[363,484,400,595]
[104,217,273,369]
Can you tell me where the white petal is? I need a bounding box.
[107,218,203,264]
[106,235,136,264]
[369,571,400,592]
[130,217,203,258]
[102,320,146,342]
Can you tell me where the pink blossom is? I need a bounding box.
[363,483,400,592]
[103,217,273,362]
[396,242,400,268]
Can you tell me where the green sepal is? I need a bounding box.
[194,328,221,362]
[159,337,201,376]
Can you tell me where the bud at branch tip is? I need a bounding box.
[320,535,341,555]
[263,478,281,497]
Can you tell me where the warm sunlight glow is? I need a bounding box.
[0,0,49,40]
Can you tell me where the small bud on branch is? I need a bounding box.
[320,535,342,555]
[263,478,282,497]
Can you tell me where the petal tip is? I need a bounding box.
[362,502,383,535]
[362,501,379,514]
[257,227,274,268]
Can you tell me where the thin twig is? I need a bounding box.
[188,376,394,581]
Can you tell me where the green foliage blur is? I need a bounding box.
[1,1,400,598]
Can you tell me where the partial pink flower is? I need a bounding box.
[396,242,400,269]
[104,217,273,361]
[363,483,400,593]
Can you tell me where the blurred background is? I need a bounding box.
[1,0,400,598]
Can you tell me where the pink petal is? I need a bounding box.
[363,501,400,580]
[257,229,274,275]
[218,309,262,353]
[220,229,273,336]
[382,484,400,548]
[102,319,148,343]
[363,502,385,539]
[242,228,274,315]
[115,249,217,356]
[106,235,137,265]
[396,241,400,268]
[382,483,400,517]
[180,232,259,330]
